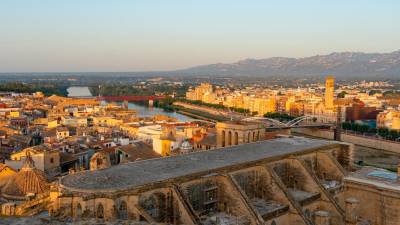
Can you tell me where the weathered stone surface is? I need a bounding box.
[61,137,336,192]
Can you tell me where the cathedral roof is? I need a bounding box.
[61,137,336,192]
[1,155,49,200]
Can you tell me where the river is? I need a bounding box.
[67,86,194,122]
[67,86,92,97]
[127,103,194,122]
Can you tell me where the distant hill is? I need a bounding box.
[175,50,400,78]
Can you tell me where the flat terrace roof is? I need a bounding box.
[345,167,400,191]
[60,137,337,193]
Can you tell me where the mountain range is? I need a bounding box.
[175,50,400,78]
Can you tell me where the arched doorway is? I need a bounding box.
[221,130,226,147]
[228,131,232,146]
[234,132,239,145]
[247,133,251,143]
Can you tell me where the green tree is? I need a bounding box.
[369,90,381,96]
[337,91,347,98]
[341,122,351,130]
[359,124,370,133]
[378,128,389,137]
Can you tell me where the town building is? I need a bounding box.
[324,76,335,111]
[377,110,400,130]
[216,121,265,148]
[345,101,381,122]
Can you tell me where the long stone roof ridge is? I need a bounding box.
[60,137,337,193]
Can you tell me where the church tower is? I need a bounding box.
[325,75,335,110]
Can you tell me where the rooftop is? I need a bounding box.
[117,142,161,161]
[60,137,337,193]
[345,167,400,191]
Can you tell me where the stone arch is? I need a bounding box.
[96,203,104,219]
[247,132,251,143]
[234,132,238,145]
[257,131,260,140]
[75,203,82,217]
[118,200,128,220]
[90,152,111,171]
[221,130,226,147]
[228,130,232,146]
[140,192,166,221]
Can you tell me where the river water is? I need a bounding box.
[67,86,193,122]
[127,103,194,121]
[67,86,92,97]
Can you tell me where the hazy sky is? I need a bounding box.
[0,0,399,72]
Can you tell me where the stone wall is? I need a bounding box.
[293,128,400,153]
[345,180,400,225]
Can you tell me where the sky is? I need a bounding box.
[0,0,399,72]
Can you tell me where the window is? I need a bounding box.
[97,204,104,219]
[228,131,232,146]
[97,158,103,166]
[221,130,226,147]
[234,132,239,145]
[118,201,128,220]
[75,203,82,217]
[50,158,54,163]
[205,190,217,201]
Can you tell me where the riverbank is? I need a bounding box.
[127,102,194,122]
[175,107,229,122]
[173,101,239,122]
